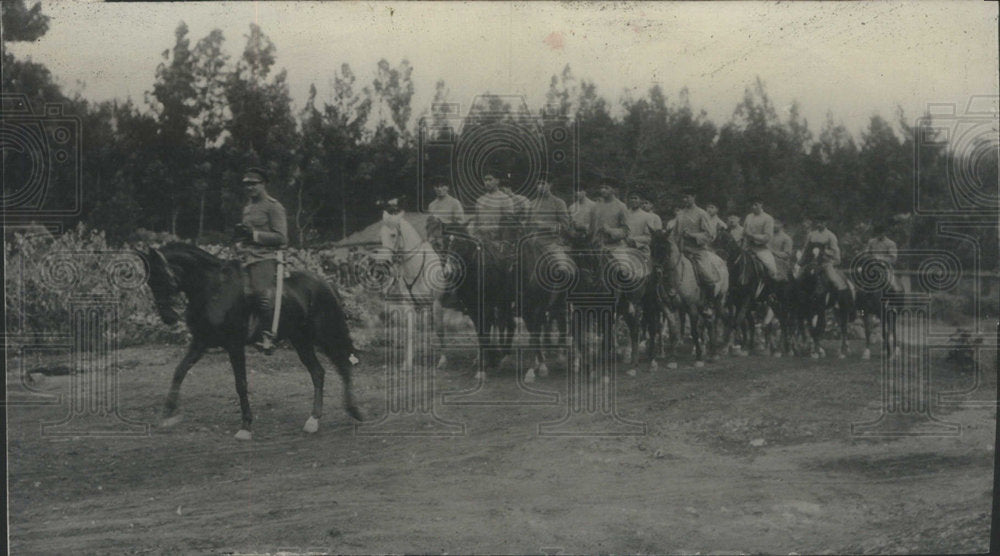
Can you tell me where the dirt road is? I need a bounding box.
[7,340,995,554]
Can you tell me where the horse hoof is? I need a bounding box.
[650,360,659,372]
[893,346,902,358]
[862,348,871,360]
[694,360,705,368]
[739,350,749,358]
[773,352,782,359]
[626,369,637,377]
[474,371,486,381]
[303,416,320,434]
[603,375,611,384]
[525,369,536,384]
[810,353,820,360]
[160,414,184,429]
[538,363,549,377]
[838,352,846,360]
[234,429,253,441]
[818,348,826,357]
[667,362,678,370]
[436,355,448,370]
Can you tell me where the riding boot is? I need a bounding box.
[254,295,275,355]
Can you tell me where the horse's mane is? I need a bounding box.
[160,242,224,267]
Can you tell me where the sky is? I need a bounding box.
[6,1,999,138]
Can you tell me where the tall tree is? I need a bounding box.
[148,22,199,235]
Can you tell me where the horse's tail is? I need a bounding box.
[317,280,360,364]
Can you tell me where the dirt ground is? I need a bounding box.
[7,331,997,555]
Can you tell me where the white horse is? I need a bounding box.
[374,211,449,371]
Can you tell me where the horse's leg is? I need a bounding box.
[811,308,826,358]
[838,290,853,358]
[643,299,661,371]
[690,310,705,367]
[226,345,254,440]
[318,341,363,422]
[622,301,640,374]
[161,341,206,427]
[862,310,873,360]
[524,310,541,383]
[433,297,448,370]
[292,337,326,433]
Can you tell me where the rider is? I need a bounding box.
[233,167,288,354]
[863,223,902,291]
[427,179,465,227]
[742,196,780,281]
[589,181,647,282]
[641,198,663,231]
[625,192,662,255]
[674,187,727,309]
[569,188,596,235]
[769,219,795,280]
[705,203,727,238]
[726,214,745,243]
[500,182,530,224]
[527,178,571,234]
[471,169,515,241]
[798,214,849,292]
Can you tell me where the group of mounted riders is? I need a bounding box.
[230,164,904,367]
[141,165,905,438]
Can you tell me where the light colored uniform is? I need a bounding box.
[707,214,727,238]
[569,197,595,232]
[728,222,744,243]
[770,229,794,279]
[625,208,661,254]
[801,228,847,290]
[428,194,465,225]
[865,236,902,291]
[743,211,778,279]
[674,205,727,295]
[590,197,647,282]
[473,191,514,239]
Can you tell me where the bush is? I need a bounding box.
[6,225,384,351]
[5,223,170,348]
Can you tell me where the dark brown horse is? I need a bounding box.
[794,245,856,359]
[145,242,361,440]
[851,253,905,359]
[517,232,574,382]
[425,217,516,377]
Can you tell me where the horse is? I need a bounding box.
[375,211,449,371]
[648,230,728,367]
[517,230,574,382]
[425,216,517,378]
[851,253,905,359]
[794,246,856,359]
[714,232,796,357]
[144,242,362,440]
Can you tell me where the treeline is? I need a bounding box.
[3,2,996,270]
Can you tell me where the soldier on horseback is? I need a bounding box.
[625,192,663,255]
[797,214,849,293]
[742,197,781,281]
[862,223,903,292]
[770,219,795,281]
[232,167,288,354]
[672,187,727,315]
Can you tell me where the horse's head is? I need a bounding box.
[145,247,182,325]
[649,229,678,269]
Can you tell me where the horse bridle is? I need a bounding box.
[386,220,429,302]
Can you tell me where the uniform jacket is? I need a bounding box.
[239,194,288,264]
